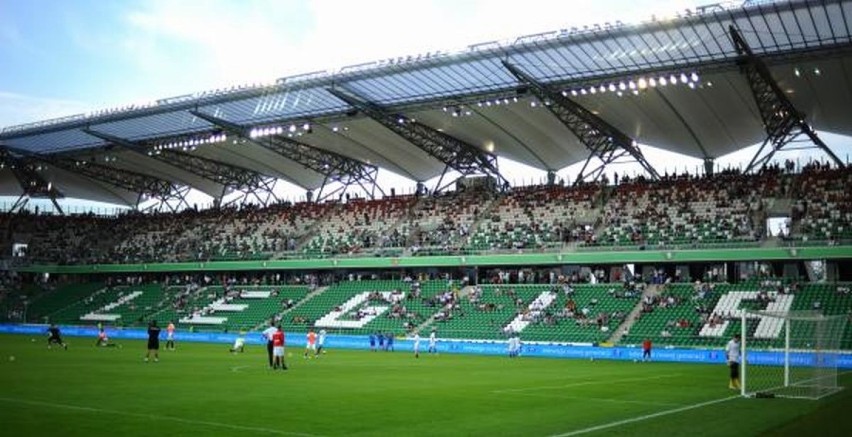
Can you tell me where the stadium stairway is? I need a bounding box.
[413,285,476,334]
[292,207,337,253]
[465,196,503,240]
[607,284,663,344]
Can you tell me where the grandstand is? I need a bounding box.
[0,0,849,349]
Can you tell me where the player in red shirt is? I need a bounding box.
[642,338,652,362]
[272,326,287,370]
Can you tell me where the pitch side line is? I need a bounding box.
[549,395,740,437]
[493,374,681,394]
[508,392,682,407]
[0,397,321,437]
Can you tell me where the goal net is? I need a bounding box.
[741,310,846,400]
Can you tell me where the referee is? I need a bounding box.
[262,321,278,368]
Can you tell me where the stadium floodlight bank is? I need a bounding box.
[741,310,847,400]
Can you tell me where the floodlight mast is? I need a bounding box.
[189,110,384,202]
[729,25,844,173]
[326,87,510,194]
[501,60,660,185]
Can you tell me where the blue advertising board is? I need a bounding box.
[4,323,850,368]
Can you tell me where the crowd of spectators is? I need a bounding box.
[2,164,849,265]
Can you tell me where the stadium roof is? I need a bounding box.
[2,0,852,206]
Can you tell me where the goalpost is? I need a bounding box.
[741,310,847,400]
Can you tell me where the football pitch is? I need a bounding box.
[0,334,850,436]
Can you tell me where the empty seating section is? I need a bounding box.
[26,282,105,321]
[794,167,852,243]
[169,285,309,331]
[594,172,776,247]
[624,282,852,349]
[434,284,637,343]
[10,277,850,350]
[282,280,445,335]
[624,283,723,347]
[27,282,312,332]
[302,197,414,256]
[467,185,599,250]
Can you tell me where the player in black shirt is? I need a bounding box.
[47,324,68,350]
[145,320,161,363]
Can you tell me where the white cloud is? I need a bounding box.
[0,91,94,128]
[118,0,712,92]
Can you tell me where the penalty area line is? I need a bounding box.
[549,395,740,437]
[0,396,321,437]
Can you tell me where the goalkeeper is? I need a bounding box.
[725,334,741,390]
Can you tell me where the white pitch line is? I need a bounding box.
[549,395,740,437]
[230,365,250,373]
[508,392,681,407]
[0,397,321,437]
[493,374,681,394]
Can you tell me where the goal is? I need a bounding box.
[740,310,847,400]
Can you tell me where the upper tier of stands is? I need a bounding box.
[3,163,849,265]
[793,166,852,245]
[590,169,785,248]
[467,185,599,251]
[301,197,414,257]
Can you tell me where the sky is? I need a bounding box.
[1,0,851,211]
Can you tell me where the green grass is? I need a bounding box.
[0,334,850,436]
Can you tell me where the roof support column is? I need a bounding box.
[327,87,509,194]
[501,60,659,185]
[190,110,383,202]
[730,25,844,173]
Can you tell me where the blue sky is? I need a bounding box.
[1,0,850,210]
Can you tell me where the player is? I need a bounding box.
[508,335,521,358]
[413,332,421,358]
[272,325,287,370]
[428,329,437,354]
[726,334,741,390]
[377,332,385,351]
[386,332,394,352]
[166,321,176,351]
[46,324,68,350]
[369,332,377,352]
[304,328,317,358]
[315,329,327,356]
[229,332,246,353]
[262,321,277,368]
[145,320,161,362]
[642,338,652,362]
[95,328,118,348]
